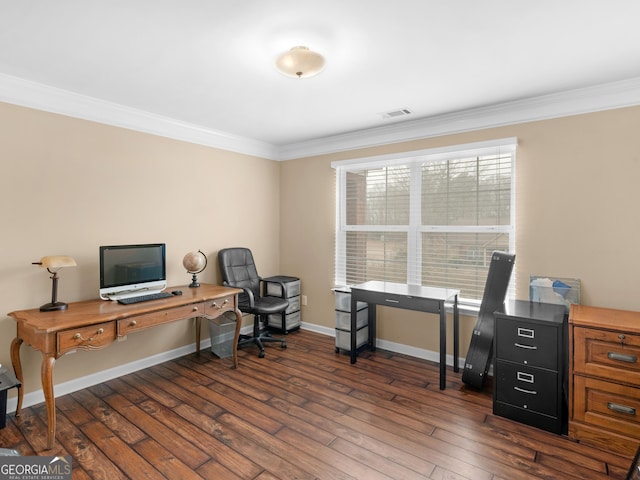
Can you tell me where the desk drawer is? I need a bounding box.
[495,360,558,416]
[203,294,236,318]
[58,321,116,354]
[573,327,640,385]
[118,302,205,335]
[496,318,558,369]
[573,375,640,438]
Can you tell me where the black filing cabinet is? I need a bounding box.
[493,300,568,434]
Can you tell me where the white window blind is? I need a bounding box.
[334,139,516,303]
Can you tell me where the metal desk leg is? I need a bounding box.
[453,294,459,372]
[439,301,446,390]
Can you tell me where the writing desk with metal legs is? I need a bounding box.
[349,281,460,390]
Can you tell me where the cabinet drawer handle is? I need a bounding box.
[517,371,534,383]
[607,352,637,363]
[514,343,537,350]
[514,386,537,395]
[130,320,137,327]
[607,402,636,416]
[385,299,400,303]
[517,327,535,339]
[73,327,104,342]
[192,306,199,312]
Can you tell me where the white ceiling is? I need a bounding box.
[2,1,640,160]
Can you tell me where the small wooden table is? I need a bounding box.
[8,284,242,450]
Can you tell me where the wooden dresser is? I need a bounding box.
[569,304,640,456]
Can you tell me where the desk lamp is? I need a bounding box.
[32,255,77,311]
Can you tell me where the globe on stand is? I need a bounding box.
[183,250,207,288]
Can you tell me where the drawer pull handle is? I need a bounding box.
[130,320,137,327]
[385,299,400,303]
[514,343,537,350]
[192,306,199,312]
[607,402,636,416]
[517,327,535,339]
[607,352,637,363]
[514,386,537,395]
[517,372,534,383]
[211,299,229,309]
[73,327,105,342]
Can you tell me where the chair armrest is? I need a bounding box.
[261,278,288,299]
[223,281,255,308]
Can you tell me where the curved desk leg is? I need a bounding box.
[41,353,57,450]
[231,308,242,369]
[10,337,24,416]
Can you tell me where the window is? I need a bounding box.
[333,138,516,304]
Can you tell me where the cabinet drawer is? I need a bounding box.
[573,327,640,385]
[495,317,558,369]
[118,303,205,335]
[58,321,116,354]
[495,360,558,416]
[573,375,640,438]
[203,295,236,318]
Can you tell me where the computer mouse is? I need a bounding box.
[171,290,182,295]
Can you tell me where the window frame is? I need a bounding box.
[333,138,517,307]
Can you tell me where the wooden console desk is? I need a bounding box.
[8,283,242,450]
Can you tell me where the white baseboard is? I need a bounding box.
[5,322,468,414]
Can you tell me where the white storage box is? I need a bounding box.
[268,310,301,330]
[334,289,367,312]
[284,295,300,314]
[336,326,369,351]
[265,276,300,298]
[209,313,236,358]
[336,307,368,330]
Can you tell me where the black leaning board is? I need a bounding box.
[462,251,515,390]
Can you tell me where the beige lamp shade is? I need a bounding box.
[275,46,325,78]
[37,256,77,270]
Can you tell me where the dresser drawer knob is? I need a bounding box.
[607,402,636,416]
[193,306,199,312]
[607,351,637,363]
[130,320,137,327]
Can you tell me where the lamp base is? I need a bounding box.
[39,302,68,312]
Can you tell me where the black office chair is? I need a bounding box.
[217,248,288,358]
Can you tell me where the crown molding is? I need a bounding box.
[0,73,279,160]
[2,72,640,161]
[277,76,640,160]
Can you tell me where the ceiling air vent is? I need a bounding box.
[381,108,412,119]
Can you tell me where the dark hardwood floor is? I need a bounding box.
[0,329,634,479]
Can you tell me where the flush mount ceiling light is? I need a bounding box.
[275,46,325,78]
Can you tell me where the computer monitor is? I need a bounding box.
[99,243,167,300]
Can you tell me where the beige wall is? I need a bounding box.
[282,106,640,355]
[0,101,282,396]
[3,100,640,399]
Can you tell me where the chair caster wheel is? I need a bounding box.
[259,350,265,358]
[281,342,287,348]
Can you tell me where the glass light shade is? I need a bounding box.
[276,46,325,78]
[38,255,77,270]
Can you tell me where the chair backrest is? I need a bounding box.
[218,248,261,309]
